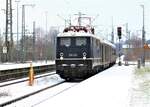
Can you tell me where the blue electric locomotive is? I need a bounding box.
[55,26,116,81]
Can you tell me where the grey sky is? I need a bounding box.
[0,0,150,40]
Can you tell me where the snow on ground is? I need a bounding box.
[1,56,150,106]
[35,64,135,107]
[0,74,63,104]
[0,60,55,70]
[6,83,78,107]
[130,68,150,107]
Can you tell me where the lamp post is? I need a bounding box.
[140,4,145,66]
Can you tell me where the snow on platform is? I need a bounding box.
[0,61,55,70]
[36,64,135,107]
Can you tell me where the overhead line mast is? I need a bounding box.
[5,0,13,62]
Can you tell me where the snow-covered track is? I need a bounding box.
[0,80,65,107]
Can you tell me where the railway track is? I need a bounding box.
[0,80,65,107]
[4,82,79,107]
[0,72,56,88]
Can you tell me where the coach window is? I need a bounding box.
[76,37,87,46]
[60,38,71,47]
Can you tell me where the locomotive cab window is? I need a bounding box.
[76,37,87,46]
[60,38,71,47]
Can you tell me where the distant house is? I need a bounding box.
[122,39,150,61]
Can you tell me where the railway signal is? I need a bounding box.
[117,27,122,39]
[117,27,122,66]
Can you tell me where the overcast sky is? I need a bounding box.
[0,0,150,40]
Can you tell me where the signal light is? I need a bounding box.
[117,27,122,39]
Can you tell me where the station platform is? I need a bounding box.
[36,64,135,107]
[0,61,54,70]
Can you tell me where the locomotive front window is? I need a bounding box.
[76,37,87,46]
[60,38,71,47]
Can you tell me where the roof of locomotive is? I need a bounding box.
[57,31,95,38]
[57,25,116,48]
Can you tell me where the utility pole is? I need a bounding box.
[140,5,145,66]
[57,14,70,27]
[21,4,35,63]
[128,31,131,49]
[15,0,20,62]
[69,15,72,26]
[45,11,48,63]
[33,21,36,61]
[111,17,114,44]
[21,5,25,62]
[125,23,129,64]
[126,23,131,50]
[126,23,128,41]
[78,12,82,26]
[5,0,13,62]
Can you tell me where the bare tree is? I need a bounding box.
[47,27,59,60]
[125,32,142,61]
[35,27,45,60]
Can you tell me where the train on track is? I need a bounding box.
[55,25,117,81]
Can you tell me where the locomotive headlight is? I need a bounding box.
[60,52,64,60]
[83,52,87,60]
[60,56,63,60]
